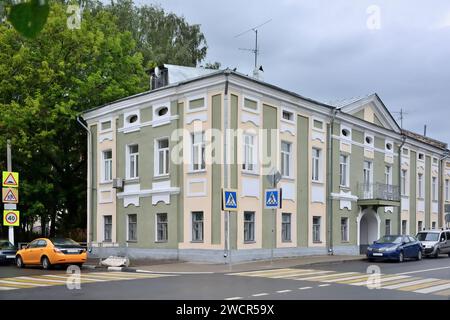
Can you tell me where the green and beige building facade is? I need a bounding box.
[81,66,450,262]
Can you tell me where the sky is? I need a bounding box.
[138,0,450,144]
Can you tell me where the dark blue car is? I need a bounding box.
[367,235,423,262]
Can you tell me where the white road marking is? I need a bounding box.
[292,272,357,281]
[0,279,49,287]
[414,282,450,294]
[0,287,15,290]
[350,275,411,286]
[318,284,331,287]
[323,274,371,283]
[42,274,107,282]
[271,270,333,279]
[299,286,312,290]
[225,297,243,300]
[136,270,213,274]
[252,293,269,297]
[382,278,440,290]
[397,266,450,275]
[276,290,292,293]
[17,276,67,283]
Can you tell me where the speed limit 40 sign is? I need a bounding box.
[3,210,19,226]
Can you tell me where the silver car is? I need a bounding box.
[416,229,450,258]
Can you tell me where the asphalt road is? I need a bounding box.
[0,257,449,300]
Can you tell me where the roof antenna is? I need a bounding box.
[392,108,408,130]
[235,19,272,79]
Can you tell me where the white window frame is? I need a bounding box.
[123,110,140,129]
[432,176,437,201]
[191,211,204,242]
[401,169,408,196]
[418,220,423,232]
[385,140,394,154]
[445,179,449,201]
[102,149,113,183]
[281,107,295,124]
[126,144,139,179]
[99,118,113,133]
[312,216,321,242]
[187,95,207,113]
[155,137,170,177]
[363,160,373,197]
[339,154,349,187]
[281,213,292,242]
[242,133,257,173]
[312,148,322,182]
[385,165,392,186]
[401,220,407,235]
[418,173,424,199]
[340,125,352,141]
[191,132,206,172]
[155,213,168,242]
[364,133,374,148]
[281,141,292,178]
[242,95,260,114]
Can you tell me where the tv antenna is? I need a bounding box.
[235,19,272,69]
[392,108,408,129]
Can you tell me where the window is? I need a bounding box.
[104,215,112,242]
[244,212,255,242]
[401,220,407,235]
[341,217,349,242]
[282,213,291,242]
[339,154,349,187]
[282,110,293,121]
[156,138,169,176]
[432,177,437,201]
[363,161,373,197]
[446,179,449,201]
[102,150,112,182]
[101,120,111,131]
[432,221,436,230]
[192,132,205,171]
[402,148,409,156]
[313,216,321,242]
[385,166,392,186]
[418,220,423,232]
[156,106,168,117]
[401,169,407,196]
[385,219,391,236]
[156,213,168,242]
[127,114,138,124]
[127,145,139,179]
[127,214,137,241]
[313,119,323,130]
[188,98,205,111]
[386,143,393,151]
[243,98,258,111]
[365,135,373,145]
[242,134,256,172]
[418,153,424,161]
[433,158,438,165]
[192,212,204,242]
[312,148,321,182]
[281,141,292,177]
[418,173,424,198]
[341,128,350,138]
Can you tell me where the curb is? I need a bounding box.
[82,264,107,270]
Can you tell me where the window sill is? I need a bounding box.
[99,181,113,185]
[153,174,170,181]
[125,178,140,184]
[281,176,295,181]
[313,241,322,244]
[126,240,137,243]
[190,241,204,243]
[188,169,207,174]
[241,170,259,177]
[282,240,292,243]
[341,241,350,244]
[312,180,324,185]
[155,240,168,244]
[339,185,350,191]
[244,241,256,244]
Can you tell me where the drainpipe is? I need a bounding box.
[77,116,93,247]
[223,70,230,262]
[327,108,338,255]
[439,150,450,228]
[397,134,406,234]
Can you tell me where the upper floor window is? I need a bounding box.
[282,110,294,122]
[192,132,205,171]
[100,120,112,131]
[402,148,409,156]
[312,148,321,182]
[339,154,349,187]
[418,153,425,161]
[243,97,258,112]
[418,173,424,198]
[188,97,206,112]
[313,119,323,130]
[385,166,392,186]
[385,142,393,152]
[364,134,374,146]
[445,179,449,201]
[127,144,139,179]
[242,134,256,173]
[155,138,169,176]
[281,141,292,178]
[401,169,408,196]
[102,150,113,182]
[127,114,138,124]
[341,128,351,139]
[432,177,437,201]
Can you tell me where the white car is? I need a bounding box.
[416,229,450,258]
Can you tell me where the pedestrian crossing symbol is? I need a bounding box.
[223,189,238,211]
[2,187,18,204]
[265,189,280,209]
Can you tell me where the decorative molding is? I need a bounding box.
[242,177,260,198]
[241,111,260,127]
[280,181,295,200]
[311,184,325,203]
[186,112,207,125]
[118,115,179,133]
[186,178,207,197]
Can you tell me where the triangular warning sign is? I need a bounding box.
[4,189,17,202]
[3,173,17,186]
[226,193,236,207]
[267,192,277,205]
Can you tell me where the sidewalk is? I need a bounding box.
[120,255,366,274]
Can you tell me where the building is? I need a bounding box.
[80,65,450,262]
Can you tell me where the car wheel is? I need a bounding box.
[434,249,440,258]
[41,256,52,270]
[16,256,24,268]
[398,251,404,263]
[416,250,422,261]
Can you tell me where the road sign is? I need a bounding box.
[2,187,18,204]
[265,189,280,209]
[223,189,238,211]
[266,169,282,187]
[2,171,19,188]
[3,210,19,227]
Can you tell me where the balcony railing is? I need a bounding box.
[357,182,400,202]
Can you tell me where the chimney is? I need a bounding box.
[149,65,169,90]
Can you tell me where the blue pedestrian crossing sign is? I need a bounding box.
[265,189,280,209]
[223,189,238,211]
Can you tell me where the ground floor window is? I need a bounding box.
[341,217,349,242]
[192,212,204,242]
[401,220,407,235]
[244,211,255,242]
[313,216,321,242]
[432,221,436,229]
[418,220,423,232]
[385,219,391,236]
[104,215,112,242]
[127,214,137,241]
[156,213,168,242]
[282,213,291,242]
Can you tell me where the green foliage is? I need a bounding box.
[7,0,50,38]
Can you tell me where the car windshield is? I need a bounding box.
[376,235,402,244]
[50,238,80,246]
[416,232,439,242]
[0,240,15,249]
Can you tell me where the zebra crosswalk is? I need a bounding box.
[228,268,450,297]
[0,271,174,291]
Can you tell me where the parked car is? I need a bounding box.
[416,229,450,258]
[366,235,423,262]
[0,240,17,264]
[15,238,87,269]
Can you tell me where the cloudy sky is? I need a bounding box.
[140,0,450,144]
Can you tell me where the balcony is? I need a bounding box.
[357,182,401,207]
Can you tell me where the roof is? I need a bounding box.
[401,129,448,150]
[160,64,218,84]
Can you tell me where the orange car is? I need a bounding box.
[16,238,87,269]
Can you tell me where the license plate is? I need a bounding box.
[372,253,383,257]
[6,255,15,259]
[67,249,79,253]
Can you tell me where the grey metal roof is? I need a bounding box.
[164,64,218,84]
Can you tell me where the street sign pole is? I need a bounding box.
[6,139,14,245]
